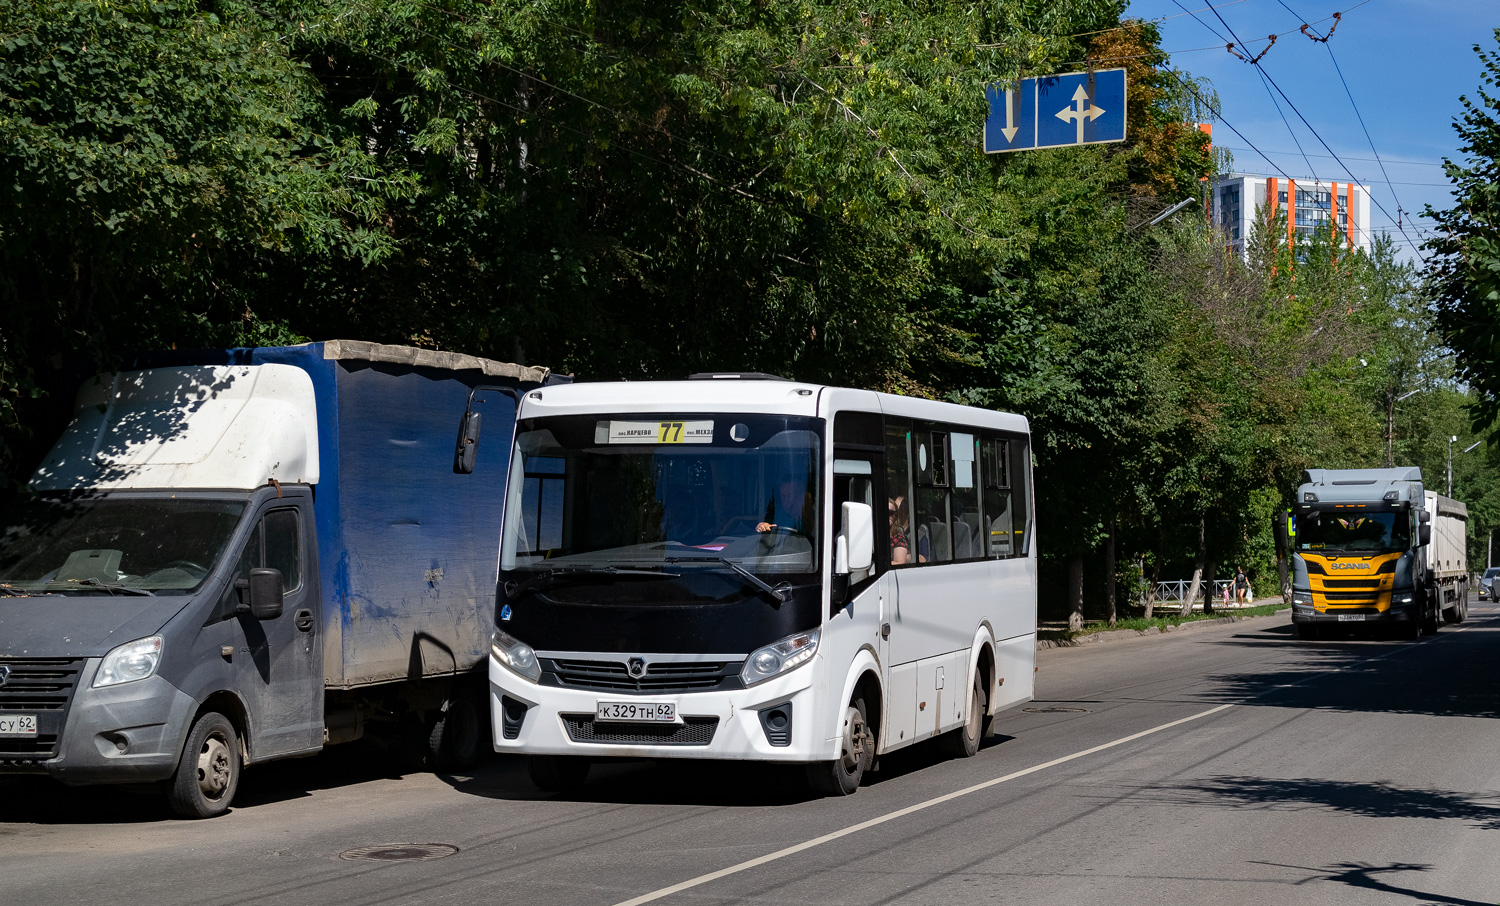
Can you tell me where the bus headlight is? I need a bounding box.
[740,629,819,687]
[94,636,163,688]
[492,630,541,683]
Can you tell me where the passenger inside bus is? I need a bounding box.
[889,496,911,565]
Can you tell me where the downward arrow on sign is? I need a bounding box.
[1000,86,1020,142]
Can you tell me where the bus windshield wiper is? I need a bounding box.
[68,578,156,596]
[505,566,679,599]
[663,556,790,603]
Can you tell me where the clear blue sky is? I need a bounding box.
[1126,0,1496,263]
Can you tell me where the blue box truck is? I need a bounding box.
[0,340,561,816]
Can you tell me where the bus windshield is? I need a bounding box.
[501,414,822,577]
[1297,508,1410,553]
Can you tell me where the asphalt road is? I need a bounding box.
[6,605,1500,906]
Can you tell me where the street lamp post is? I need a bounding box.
[1449,438,1481,497]
[1388,388,1419,468]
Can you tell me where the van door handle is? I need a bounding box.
[293,609,314,633]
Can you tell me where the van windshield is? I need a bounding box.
[500,414,822,583]
[1297,508,1410,553]
[0,496,246,595]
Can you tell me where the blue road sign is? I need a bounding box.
[984,68,1127,154]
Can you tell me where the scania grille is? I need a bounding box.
[1320,591,1384,602]
[0,657,85,761]
[1321,579,1382,590]
[561,714,718,746]
[543,659,742,694]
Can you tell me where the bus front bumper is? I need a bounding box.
[488,655,835,763]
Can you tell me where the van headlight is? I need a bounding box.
[94,636,163,688]
[740,629,819,687]
[492,630,541,683]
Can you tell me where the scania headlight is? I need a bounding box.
[1291,590,1313,606]
[1394,592,1414,604]
[94,636,163,688]
[740,629,819,687]
[491,629,541,683]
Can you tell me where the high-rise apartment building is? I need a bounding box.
[1209,173,1372,256]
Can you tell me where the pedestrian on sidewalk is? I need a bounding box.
[1234,566,1250,604]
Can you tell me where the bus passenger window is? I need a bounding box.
[885,422,913,567]
[1011,439,1032,557]
[950,433,980,560]
[981,437,1013,558]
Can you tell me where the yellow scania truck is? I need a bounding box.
[1290,467,1469,640]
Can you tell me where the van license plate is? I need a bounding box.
[595,701,677,723]
[0,714,37,736]
[1336,614,1365,622]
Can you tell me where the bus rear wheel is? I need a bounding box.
[938,671,987,759]
[806,697,872,796]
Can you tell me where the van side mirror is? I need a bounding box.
[1419,524,1432,546]
[248,568,284,620]
[453,411,482,474]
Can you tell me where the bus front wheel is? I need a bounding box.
[806,697,873,796]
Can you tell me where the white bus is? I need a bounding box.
[484,375,1036,794]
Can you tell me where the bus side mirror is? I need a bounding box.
[454,411,482,474]
[842,502,874,574]
[1419,524,1432,546]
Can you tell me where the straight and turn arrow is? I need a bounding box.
[1055,85,1104,144]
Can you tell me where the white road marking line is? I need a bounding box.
[609,703,1235,906]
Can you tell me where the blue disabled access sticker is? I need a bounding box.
[500,604,513,621]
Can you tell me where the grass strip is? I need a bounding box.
[1039,603,1289,642]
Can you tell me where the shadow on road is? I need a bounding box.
[1254,860,1496,906]
[0,738,418,823]
[1193,612,1500,719]
[1166,775,1500,830]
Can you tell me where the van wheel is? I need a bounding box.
[429,686,486,771]
[806,697,873,796]
[939,671,987,759]
[167,711,241,819]
[528,755,590,792]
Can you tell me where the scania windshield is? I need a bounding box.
[0,496,246,595]
[1297,507,1411,553]
[500,414,821,602]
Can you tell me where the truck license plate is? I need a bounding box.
[1336,614,1365,622]
[595,701,677,723]
[0,714,37,736]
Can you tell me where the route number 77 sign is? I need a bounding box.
[984,69,1127,153]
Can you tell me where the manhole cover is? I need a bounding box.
[1022,707,1089,713]
[340,843,460,863]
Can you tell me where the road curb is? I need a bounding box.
[1036,609,1289,649]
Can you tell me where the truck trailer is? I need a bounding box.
[0,341,559,816]
[1288,467,1469,640]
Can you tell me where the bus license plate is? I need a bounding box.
[1336,614,1365,622]
[595,701,677,724]
[0,714,37,736]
